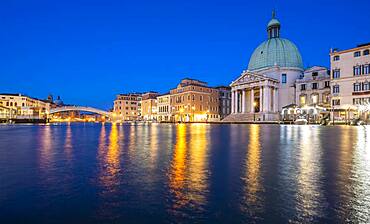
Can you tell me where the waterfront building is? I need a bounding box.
[113,93,142,121]
[170,78,220,122]
[295,66,331,108]
[141,92,159,121]
[216,86,232,119]
[283,66,332,122]
[330,43,370,121]
[224,11,304,122]
[0,93,50,119]
[156,93,172,122]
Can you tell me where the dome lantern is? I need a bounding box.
[267,10,280,39]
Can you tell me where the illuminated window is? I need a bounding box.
[300,95,306,106]
[311,94,318,104]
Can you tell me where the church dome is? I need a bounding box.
[247,11,303,71]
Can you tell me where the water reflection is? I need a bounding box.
[295,126,325,222]
[39,125,53,171]
[169,124,187,208]
[168,124,210,212]
[5,124,370,222]
[100,123,121,187]
[64,123,72,159]
[351,126,370,222]
[188,124,209,207]
[243,124,263,211]
[149,124,159,167]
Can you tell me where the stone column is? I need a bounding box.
[231,90,235,114]
[250,88,255,113]
[273,88,278,112]
[259,87,264,112]
[264,86,270,112]
[234,91,239,113]
[242,89,246,113]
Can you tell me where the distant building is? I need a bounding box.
[113,93,142,121]
[157,93,172,122]
[330,43,370,121]
[141,92,159,121]
[216,86,232,119]
[170,78,220,122]
[0,93,50,119]
[295,66,331,108]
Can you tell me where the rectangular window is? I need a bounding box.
[324,81,330,88]
[354,51,361,57]
[332,99,340,106]
[312,83,318,89]
[333,85,340,94]
[333,69,340,79]
[282,74,287,84]
[364,64,370,74]
[353,83,361,92]
[333,55,340,61]
[300,84,306,91]
[364,50,370,56]
[364,82,369,91]
[354,66,361,76]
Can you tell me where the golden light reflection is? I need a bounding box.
[98,123,122,190]
[296,126,325,221]
[149,124,159,167]
[169,124,188,208]
[244,124,261,205]
[106,123,120,177]
[188,124,208,206]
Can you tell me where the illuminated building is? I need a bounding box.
[141,92,159,121]
[157,93,172,122]
[330,43,370,121]
[0,93,50,119]
[113,93,142,121]
[225,11,303,122]
[295,66,331,108]
[170,78,220,122]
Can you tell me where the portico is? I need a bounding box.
[228,72,279,121]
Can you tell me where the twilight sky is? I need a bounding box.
[1,0,369,109]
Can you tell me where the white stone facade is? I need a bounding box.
[295,66,331,107]
[330,44,370,111]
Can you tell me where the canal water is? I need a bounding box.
[0,123,369,223]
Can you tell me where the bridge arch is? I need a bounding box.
[49,106,112,118]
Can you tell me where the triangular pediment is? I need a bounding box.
[230,71,270,87]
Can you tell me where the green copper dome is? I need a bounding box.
[247,11,303,71]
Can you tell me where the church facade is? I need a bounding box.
[224,11,304,122]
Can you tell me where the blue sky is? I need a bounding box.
[1,0,369,109]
